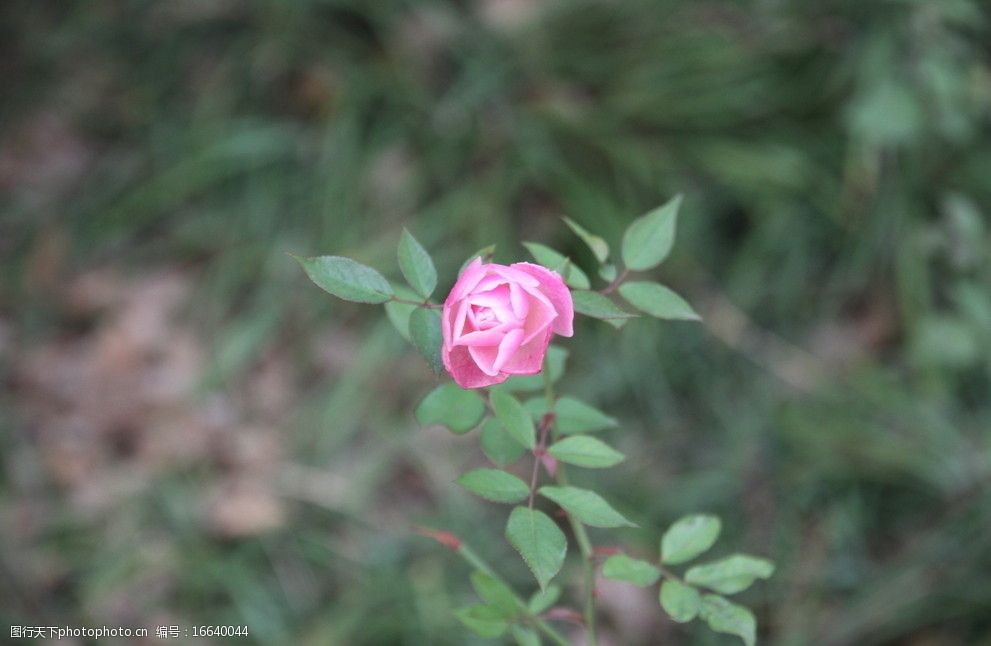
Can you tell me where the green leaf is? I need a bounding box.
[685,554,775,595]
[699,595,756,646]
[470,571,520,619]
[562,216,609,263]
[602,554,661,587]
[554,397,618,434]
[491,390,536,450]
[525,397,617,435]
[547,436,624,468]
[415,383,485,434]
[397,228,437,298]
[572,290,638,328]
[525,397,619,435]
[458,468,531,504]
[505,507,567,590]
[293,255,393,304]
[598,263,618,282]
[527,583,561,614]
[409,308,443,374]
[455,604,507,638]
[524,397,551,420]
[538,485,636,528]
[384,284,421,341]
[621,194,682,271]
[480,418,527,466]
[501,346,568,392]
[523,395,550,423]
[660,579,701,623]
[510,626,541,646]
[661,514,722,565]
[618,281,700,321]
[523,242,590,289]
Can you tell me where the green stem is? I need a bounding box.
[456,543,570,646]
[557,466,597,644]
[542,363,598,646]
[658,564,685,584]
[389,296,443,309]
[599,267,629,295]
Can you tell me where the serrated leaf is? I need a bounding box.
[660,579,701,623]
[293,255,393,303]
[511,625,541,646]
[506,507,567,590]
[621,194,682,271]
[562,216,609,263]
[685,554,775,595]
[538,485,636,528]
[548,436,624,468]
[572,290,638,327]
[602,554,661,587]
[470,571,520,618]
[415,383,486,434]
[491,390,536,450]
[527,584,561,614]
[500,346,568,392]
[523,242,590,289]
[384,284,421,341]
[699,595,756,646]
[480,418,527,466]
[455,604,507,638]
[459,469,531,504]
[409,308,443,374]
[661,514,722,565]
[618,281,700,321]
[397,228,437,298]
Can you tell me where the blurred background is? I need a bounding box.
[2,1,990,644]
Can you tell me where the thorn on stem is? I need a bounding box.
[413,526,462,551]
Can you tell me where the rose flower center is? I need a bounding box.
[472,305,498,328]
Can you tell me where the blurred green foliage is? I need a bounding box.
[2,0,990,644]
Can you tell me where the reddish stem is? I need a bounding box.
[600,268,630,295]
[527,413,556,508]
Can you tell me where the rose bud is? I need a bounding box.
[441,259,574,389]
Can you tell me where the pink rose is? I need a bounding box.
[442,259,574,389]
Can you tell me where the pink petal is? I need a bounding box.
[468,344,500,376]
[509,282,530,320]
[460,256,482,277]
[474,275,508,293]
[519,286,557,344]
[492,328,525,373]
[469,286,515,322]
[443,345,508,388]
[455,327,508,347]
[500,326,552,375]
[448,258,487,301]
[489,264,540,287]
[452,298,470,340]
[511,262,574,337]
[442,298,458,351]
